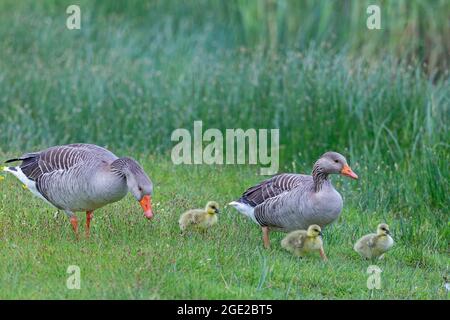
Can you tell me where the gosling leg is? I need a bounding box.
[319,246,328,261]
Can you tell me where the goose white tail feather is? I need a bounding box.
[229,201,258,224]
[4,166,50,203]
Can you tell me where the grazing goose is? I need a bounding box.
[179,201,219,233]
[281,224,327,261]
[3,143,153,238]
[354,223,394,260]
[229,151,358,248]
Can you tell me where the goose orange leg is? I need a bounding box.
[86,210,94,238]
[70,216,79,239]
[262,227,270,249]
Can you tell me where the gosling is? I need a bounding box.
[354,223,394,260]
[281,225,327,261]
[179,201,219,233]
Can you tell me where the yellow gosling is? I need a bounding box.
[281,224,327,261]
[354,223,394,260]
[179,201,219,233]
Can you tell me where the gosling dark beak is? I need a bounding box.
[319,231,323,236]
[215,209,220,214]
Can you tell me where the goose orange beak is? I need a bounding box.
[140,195,153,219]
[341,164,358,179]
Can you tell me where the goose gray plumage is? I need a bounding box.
[3,143,154,238]
[229,151,358,248]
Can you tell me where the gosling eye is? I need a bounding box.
[138,187,143,192]
[334,159,339,163]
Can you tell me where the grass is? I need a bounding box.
[0,156,448,299]
[0,0,448,299]
[0,1,448,160]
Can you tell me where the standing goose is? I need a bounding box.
[3,143,153,238]
[229,151,358,248]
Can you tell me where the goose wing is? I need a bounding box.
[238,173,309,207]
[5,144,117,201]
[6,144,114,181]
[252,176,314,230]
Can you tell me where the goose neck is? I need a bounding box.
[312,163,329,192]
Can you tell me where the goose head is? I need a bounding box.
[306,224,322,237]
[314,151,358,179]
[377,223,391,236]
[205,201,220,215]
[113,157,154,219]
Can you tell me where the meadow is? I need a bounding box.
[0,0,448,299]
[0,158,448,299]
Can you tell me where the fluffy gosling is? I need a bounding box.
[281,224,327,261]
[354,223,394,260]
[179,201,219,233]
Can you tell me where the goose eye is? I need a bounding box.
[138,187,143,192]
[334,159,339,163]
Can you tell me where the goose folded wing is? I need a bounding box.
[253,192,294,229]
[9,146,89,181]
[239,173,307,207]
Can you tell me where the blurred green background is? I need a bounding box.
[0,0,448,212]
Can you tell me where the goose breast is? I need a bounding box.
[309,183,343,227]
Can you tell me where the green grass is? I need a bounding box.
[0,1,448,299]
[0,157,448,299]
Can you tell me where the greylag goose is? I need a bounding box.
[354,223,394,260]
[229,151,358,248]
[3,143,153,238]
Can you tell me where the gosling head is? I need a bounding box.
[112,157,154,220]
[205,201,220,215]
[377,223,391,236]
[314,151,358,179]
[306,224,322,237]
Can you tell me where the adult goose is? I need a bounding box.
[229,151,358,248]
[3,143,153,238]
